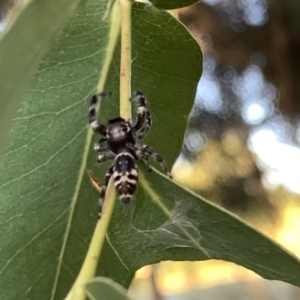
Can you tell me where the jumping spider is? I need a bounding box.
[89,91,172,218]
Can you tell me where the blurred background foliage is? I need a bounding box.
[1,0,300,299]
[172,0,300,222]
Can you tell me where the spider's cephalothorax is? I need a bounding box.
[89,91,171,218]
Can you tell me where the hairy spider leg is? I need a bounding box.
[134,147,152,172]
[137,109,152,140]
[89,93,107,135]
[94,137,109,152]
[97,153,115,163]
[131,91,152,140]
[140,145,172,178]
[98,165,114,218]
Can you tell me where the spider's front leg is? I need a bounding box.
[89,92,108,135]
[131,91,152,140]
[140,145,172,178]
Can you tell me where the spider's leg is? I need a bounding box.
[137,109,152,140]
[89,93,109,135]
[135,146,152,172]
[140,145,172,178]
[97,153,115,163]
[141,155,151,172]
[98,165,114,219]
[130,91,152,140]
[94,137,109,152]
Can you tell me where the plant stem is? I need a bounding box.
[97,2,121,93]
[65,1,133,298]
[65,179,116,300]
[64,3,121,300]
[119,0,133,120]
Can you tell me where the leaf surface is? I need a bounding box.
[108,168,300,286]
[0,2,201,299]
[1,1,299,300]
[0,0,82,160]
[0,0,114,299]
[97,3,300,289]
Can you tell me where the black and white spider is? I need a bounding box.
[89,91,172,218]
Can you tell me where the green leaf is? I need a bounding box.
[96,239,134,289]
[151,0,199,10]
[85,277,131,300]
[108,167,300,285]
[2,1,299,300]
[0,0,113,299]
[98,3,201,164]
[0,0,82,160]
[0,2,201,299]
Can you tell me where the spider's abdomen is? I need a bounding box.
[113,152,138,204]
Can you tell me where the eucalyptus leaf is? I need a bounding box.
[108,167,300,286]
[85,277,131,300]
[0,1,202,299]
[0,0,82,160]
[1,0,299,300]
[0,0,112,299]
[88,0,203,285]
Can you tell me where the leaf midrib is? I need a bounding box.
[50,6,121,298]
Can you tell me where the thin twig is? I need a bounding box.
[97,2,121,93]
[65,179,116,300]
[64,3,121,299]
[119,0,133,120]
